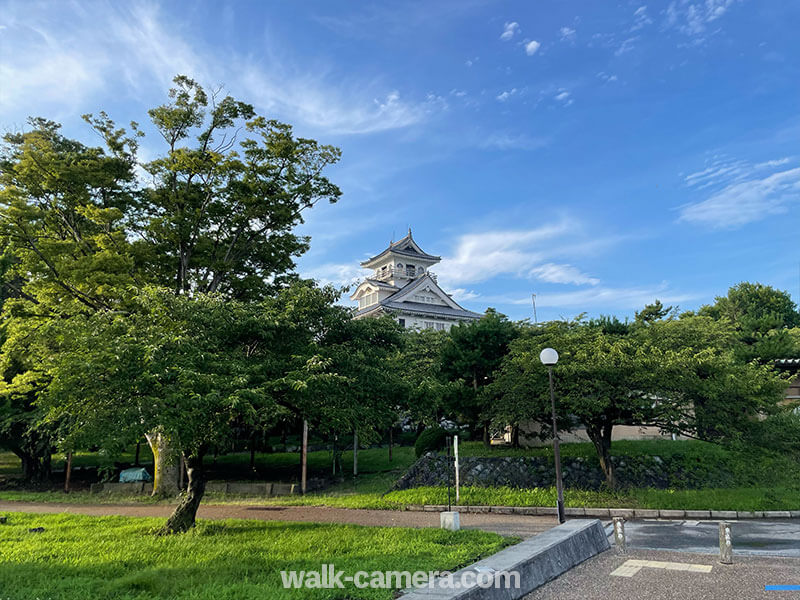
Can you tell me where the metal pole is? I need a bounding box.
[549,366,566,524]
[454,435,460,505]
[353,430,358,478]
[446,435,452,512]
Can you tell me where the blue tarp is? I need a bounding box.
[119,467,152,483]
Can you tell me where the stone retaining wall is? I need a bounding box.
[90,480,304,496]
[392,452,734,491]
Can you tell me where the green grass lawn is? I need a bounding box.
[2,440,798,512]
[0,512,512,599]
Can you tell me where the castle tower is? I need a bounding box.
[350,229,482,330]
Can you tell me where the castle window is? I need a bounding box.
[424,321,434,329]
[436,323,445,330]
[406,264,416,276]
[398,318,406,327]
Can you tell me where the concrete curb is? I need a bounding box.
[398,519,609,599]
[405,505,800,520]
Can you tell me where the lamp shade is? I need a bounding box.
[539,347,559,366]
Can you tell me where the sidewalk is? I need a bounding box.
[0,501,555,538]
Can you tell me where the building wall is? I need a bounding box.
[510,420,680,447]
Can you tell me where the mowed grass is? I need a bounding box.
[0,512,512,600]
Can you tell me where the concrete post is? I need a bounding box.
[613,517,626,553]
[440,511,461,531]
[719,521,733,564]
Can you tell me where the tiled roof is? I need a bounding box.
[361,232,441,265]
[775,358,800,368]
[381,300,482,319]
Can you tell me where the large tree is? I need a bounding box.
[698,282,800,363]
[487,312,788,487]
[0,76,342,490]
[438,309,518,446]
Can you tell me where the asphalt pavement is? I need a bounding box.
[524,549,800,600]
[620,519,800,557]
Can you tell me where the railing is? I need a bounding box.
[373,267,436,282]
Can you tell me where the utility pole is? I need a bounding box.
[532,293,538,325]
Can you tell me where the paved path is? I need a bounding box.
[622,519,800,557]
[524,549,800,600]
[0,501,555,538]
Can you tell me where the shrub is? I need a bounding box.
[415,427,449,458]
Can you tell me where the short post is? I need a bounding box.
[613,517,626,553]
[353,430,358,478]
[453,435,460,505]
[64,452,73,494]
[719,521,733,564]
[301,419,308,495]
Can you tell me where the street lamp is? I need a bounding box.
[540,348,565,524]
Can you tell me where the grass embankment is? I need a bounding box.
[2,440,798,511]
[0,512,512,600]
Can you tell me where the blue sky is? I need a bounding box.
[2,0,799,321]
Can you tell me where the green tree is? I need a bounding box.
[0,76,342,490]
[487,314,788,487]
[438,309,518,446]
[698,282,800,362]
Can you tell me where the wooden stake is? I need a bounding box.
[134,441,141,467]
[301,420,308,494]
[389,427,393,462]
[353,430,358,477]
[64,452,73,494]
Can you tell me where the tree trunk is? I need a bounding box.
[482,423,490,449]
[159,453,205,534]
[14,447,51,483]
[586,423,616,488]
[511,424,520,448]
[145,431,180,497]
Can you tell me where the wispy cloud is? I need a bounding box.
[554,89,573,106]
[630,6,653,31]
[525,283,696,309]
[0,1,435,135]
[500,21,520,41]
[559,26,576,42]
[479,132,548,151]
[665,0,739,37]
[496,88,518,102]
[303,263,371,289]
[679,157,800,228]
[435,222,609,287]
[525,40,541,56]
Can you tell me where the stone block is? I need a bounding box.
[535,506,557,515]
[272,483,295,496]
[205,482,228,494]
[685,510,711,519]
[90,483,105,494]
[397,519,609,600]
[564,507,586,517]
[490,506,514,514]
[466,505,490,513]
[633,509,659,519]
[710,510,737,520]
[762,511,791,519]
[658,509,686,519]
[736,511,763,519]
[404,504,424,512]
[790,511,800,518]
[227,482,267,496]
[440,511,460,532]
[584,508,610,518]
[609,508,635,519]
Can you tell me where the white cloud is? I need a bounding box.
[665,0,738,37]
[630,6,653,31]
[527,284,695,309]
[434,222,614,289]
[496,88,517,102]
[597,72,619,83]
[303,263,371,288]
[554,90,572,105]
[479,132,548,151]
[449,288,481,302]
[500,21,520,41]
[0,2,434,136]
[529,263,599,286]
[615,37,639,56]
[525,40,541,56]
[679,165,800,228]
[559,27,576,42]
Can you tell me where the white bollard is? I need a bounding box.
[613,517,626,553]
[719,521,733,564]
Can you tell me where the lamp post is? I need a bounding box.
[540,348,565,524]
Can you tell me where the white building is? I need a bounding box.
[350,230,482,330]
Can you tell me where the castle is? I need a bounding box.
[350,230,482,330]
